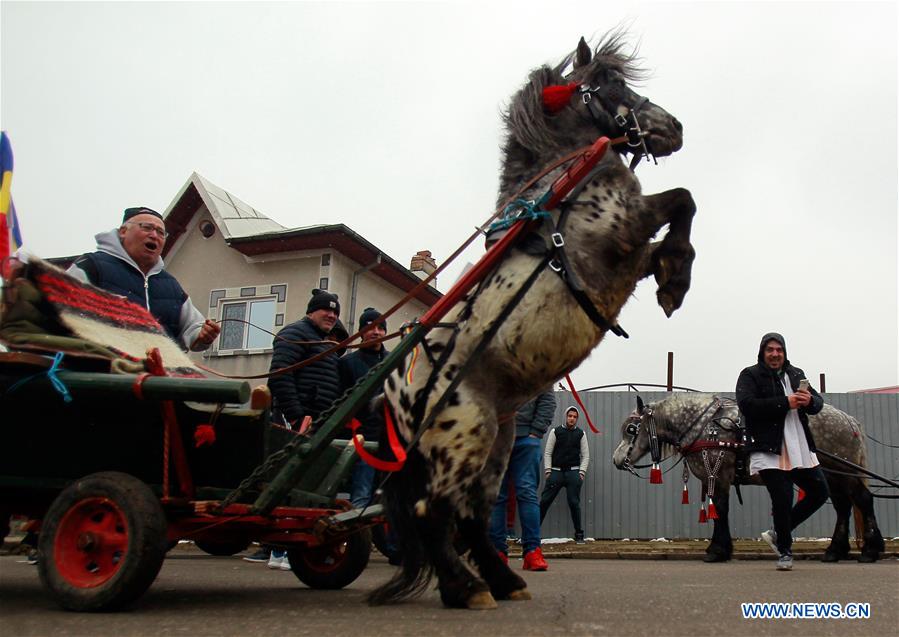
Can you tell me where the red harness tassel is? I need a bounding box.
[681,483,690,505]
[698,504,707,524]
[193,424,216,447]
[707,498,719,520]
[649,463,663,484]
[542,82,579,114]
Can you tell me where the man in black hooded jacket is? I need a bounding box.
[735,332,829,570]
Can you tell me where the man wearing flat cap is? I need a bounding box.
[267,289,343,431]
[67,206,220,351]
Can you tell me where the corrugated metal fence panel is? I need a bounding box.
[538,392,898,540]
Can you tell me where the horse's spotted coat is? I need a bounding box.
[371,33,697,609]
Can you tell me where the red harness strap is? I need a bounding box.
[564,374,600,433]
[350,400,407,472]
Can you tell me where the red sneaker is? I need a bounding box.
[497,550,509,566]
[522,547,548,571]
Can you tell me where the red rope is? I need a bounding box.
[564,373,600,434]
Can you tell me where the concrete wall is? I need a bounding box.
[538,391,898,540]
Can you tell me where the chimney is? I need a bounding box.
[410,250,437,283]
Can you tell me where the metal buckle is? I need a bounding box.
[551,232,564,248]
[549,259,563,273]
[615,112,629,128]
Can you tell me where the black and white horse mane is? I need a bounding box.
[502,30,647,157]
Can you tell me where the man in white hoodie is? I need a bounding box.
[67,207,219,351]
[539,406,590,543]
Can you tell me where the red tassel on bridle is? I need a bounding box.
[698,504,707,523]
[542,82,579,114]
[681,483,690,505]
[707,497,719,520]
[649,463,663,484]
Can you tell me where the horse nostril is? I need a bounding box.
[671,117,683,133]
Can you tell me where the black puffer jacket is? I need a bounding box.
[267,317,340,424]
[337,345,389,441]
[735,332,823,454]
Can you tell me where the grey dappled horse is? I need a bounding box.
[370,33,696,609]
[612,393,885,563]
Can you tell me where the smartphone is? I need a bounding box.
[798,379,810,392]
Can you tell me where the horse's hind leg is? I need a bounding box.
[823,480,852,562]
[849,480,884,563]
[423,497,495,609]
[458,514,530,601]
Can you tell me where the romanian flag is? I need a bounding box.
[1,131,24,260]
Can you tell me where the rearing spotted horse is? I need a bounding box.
[370,33,697,609]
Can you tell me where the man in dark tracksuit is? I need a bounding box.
[539,406,590,543]
[736,332,828,571]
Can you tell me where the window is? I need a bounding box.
[207,282,287,357]
[321,253,331,267]
[319,277,329,290]
[219,298,276,350]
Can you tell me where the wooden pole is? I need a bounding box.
[667,352,674,392]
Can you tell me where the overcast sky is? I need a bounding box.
[2,1,896,395]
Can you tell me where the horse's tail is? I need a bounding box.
[367,399,432,605]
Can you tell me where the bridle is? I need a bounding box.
[620,397,735,476]
[578,81,655,171]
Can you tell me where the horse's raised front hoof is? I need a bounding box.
[822,551,845,563]
[466,590,498,610]
[857,552,878,564]
[702,552,730,563]
[507,588,532,601]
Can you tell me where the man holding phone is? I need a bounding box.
[736,332,829,570]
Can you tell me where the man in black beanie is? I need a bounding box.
[337,307,389,508]
[736,332,828,571]
[67,207,220,350]
[267,288,342,431]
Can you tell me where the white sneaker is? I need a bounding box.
[776,553,793,571]
[267,553,287,570]
[279,555,292,571]
[760,530,780,556]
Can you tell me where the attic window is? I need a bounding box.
[199,220,216,238]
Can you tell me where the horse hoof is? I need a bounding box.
[507,588,532,601]
[467,590,498,610]
[703,553,730,563]
[822,552,843,563]
[857,553,878,564]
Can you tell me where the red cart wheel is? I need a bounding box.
[287,527,371,590]
[38,472,167,611]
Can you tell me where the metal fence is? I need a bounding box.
[537,391,898,540]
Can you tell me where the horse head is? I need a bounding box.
[502,32,683,173]
[612,396,653,471]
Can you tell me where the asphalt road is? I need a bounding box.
[1,548,897,637]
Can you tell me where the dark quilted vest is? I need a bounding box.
[551,425,584,468]
[76,252,186,341]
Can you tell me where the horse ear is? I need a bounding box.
[636,396,645,414]
[575,37,592,68]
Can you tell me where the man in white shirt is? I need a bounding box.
[735,332,829,570]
